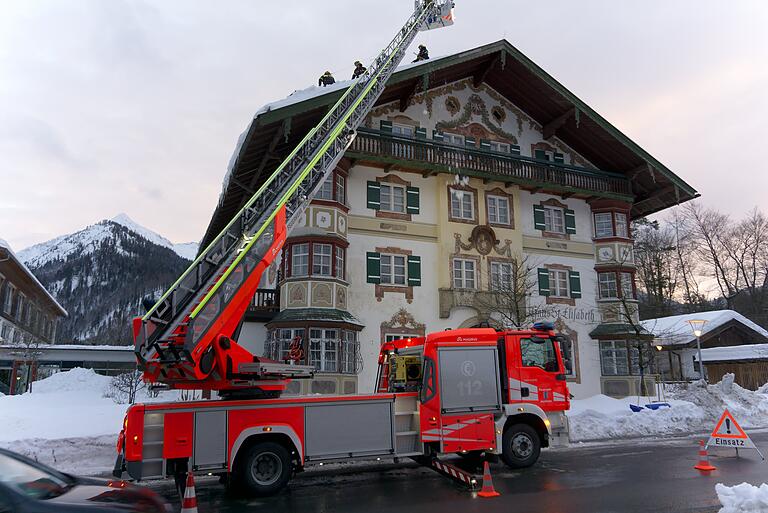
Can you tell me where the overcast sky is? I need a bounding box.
[1,0,766,251]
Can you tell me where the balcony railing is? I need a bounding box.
[349,128,632,198]
[245,289,280,321]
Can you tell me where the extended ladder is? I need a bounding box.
[134,0,455,390]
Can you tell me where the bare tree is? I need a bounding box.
[475,253,545,328]
[105,369,146,404]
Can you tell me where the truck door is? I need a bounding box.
[419,347,501,453]
[510,335,569,411]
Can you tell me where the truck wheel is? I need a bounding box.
[238,441,292,496]
[501,424,540,469]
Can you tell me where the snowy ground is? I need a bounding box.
[3,369,768,475]
[716,483,768,513]
[567,375,768,442]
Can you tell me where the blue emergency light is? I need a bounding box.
[532,321,554,331]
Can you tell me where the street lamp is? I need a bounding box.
[688,319,708,382]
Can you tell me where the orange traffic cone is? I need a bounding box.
[180,472,199,513]
[476,461,500,498]
[694,440,716,472]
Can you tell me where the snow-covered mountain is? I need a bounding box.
[21,214,198,266]
[19,216,199,344]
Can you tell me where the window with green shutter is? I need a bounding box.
[569,271,582,299]
[465,136,476,148]
[533,205,546,231]
[510,144,521,156]
[432,130,444,142]
[564,209,576,234]
[479,139,491,151]
[406,187,420,215]
[537,268,550,296]
[553,153,565,164]
[367,181,381,210]
[366,252,381,284]
[534,149,549,161]
[380,120,393,133]
[415,127,427,139]
[407,256,422,286]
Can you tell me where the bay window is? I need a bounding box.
[598,272,618,299]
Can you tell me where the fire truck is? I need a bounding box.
[112,0,571,497]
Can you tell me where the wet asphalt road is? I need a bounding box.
[153,432,768,513]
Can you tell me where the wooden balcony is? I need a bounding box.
[245,289,280,322]
[348,129,633,199]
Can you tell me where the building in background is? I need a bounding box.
[202,40,697,398]
[0,238,68,393]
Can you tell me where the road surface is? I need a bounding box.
[153,432,768,513]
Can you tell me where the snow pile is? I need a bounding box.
[716,483,768,513]
[568,376,768,442]
[32,367,113,394]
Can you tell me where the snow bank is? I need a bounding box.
[568,376,768,442]
[716,483,768,513]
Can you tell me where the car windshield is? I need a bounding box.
[0,452,72,500]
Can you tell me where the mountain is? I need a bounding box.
[19,216,199,345]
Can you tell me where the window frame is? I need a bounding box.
[543,206,565,234]
[380,183,406,213]
[548,269,570,298]
[488,141,510,154]
[290,243,310,277]
[392,123,415,138]
[486,194,511,226]
[443,133,465,146]
[598,272,618,299]
[452,258,477,290]
[490,261,513,291]
[380,253,407,286]
[312,243,333,277]
[450,189,475,221]
[309,328,339,373]
[620,271,635,299]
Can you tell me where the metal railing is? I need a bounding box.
[350,129,633,197]
[248,289,280,313]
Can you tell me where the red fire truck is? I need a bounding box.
[115,326,569,496]
[112,0,571,497]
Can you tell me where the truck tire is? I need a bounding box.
[501,424,540,469]
[237,441,292,497]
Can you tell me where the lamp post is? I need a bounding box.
[688,319,709,383]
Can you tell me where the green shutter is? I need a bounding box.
[480,139,491,151]
[432,130,444,142]
[366,181,381,210]
[553,152,565,164]
[380,120,393,133]
[537,268,550,296]
[569,271,582,299]
[533,205,546,231]
[366,252,381,284]
[415,127,427,139]
[510,144,521,155]
[407,256,422,286]
[465,136,476,148]
[564,209,576,234]
[406,187,420,215]
[534,149,549,161]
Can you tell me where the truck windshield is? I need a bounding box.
[520,337,560,372]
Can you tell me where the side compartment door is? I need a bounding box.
[193,410,227,471]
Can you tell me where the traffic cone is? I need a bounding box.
[180,472,198,513]
[694,440,716,472]
[476,461,500,498]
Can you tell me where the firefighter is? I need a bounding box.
[352,60,367,79]
[318,71,335,87]
[413,44,429,62]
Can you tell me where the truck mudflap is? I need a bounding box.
[112,453,125,479]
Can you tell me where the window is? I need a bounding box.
[341,331,358,374]
[453,258,476,289]
[615,213,628,238]
[520,337,560,372]
[312,244,332,276]
[16,294,25,321]
[489,141,510,153]
[444,133,464,146]
[380,184,406,213]
[392,123,414,138]
[385,333,419,343]
[621,272,634,299]
[600,341,629,376]
[599,272,618,299]
[490,262,512,291]
[335,174,346,204]
[291,244,309,277]
[380,254,406,285]
[316,176,334,200]
[272,328,304,361]
[548,269,570,298]
[544,206,565,234]
[487,195,510,225]
[594,212,614,238]
[558,336,576,378]
[310,328,338,373]
[450,190,474,220]
[335,247,345,280]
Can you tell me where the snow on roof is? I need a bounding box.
[695,343,768,362]
[641,310,768,347]
[0,238,68,316]
[219,55,450,204]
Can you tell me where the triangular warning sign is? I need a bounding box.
[707,409,762,456]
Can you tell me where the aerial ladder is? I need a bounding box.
[133,0,456,397]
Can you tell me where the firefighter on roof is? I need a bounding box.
[352,61,367,79]
[413,44,429,62]
[318,71,336,87]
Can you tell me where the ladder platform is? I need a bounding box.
[238,361,316,379]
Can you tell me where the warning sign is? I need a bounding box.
[707,409,763,459]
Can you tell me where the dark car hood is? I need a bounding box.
[44,476,167,512]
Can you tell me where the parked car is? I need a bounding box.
[0,448,170,512]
